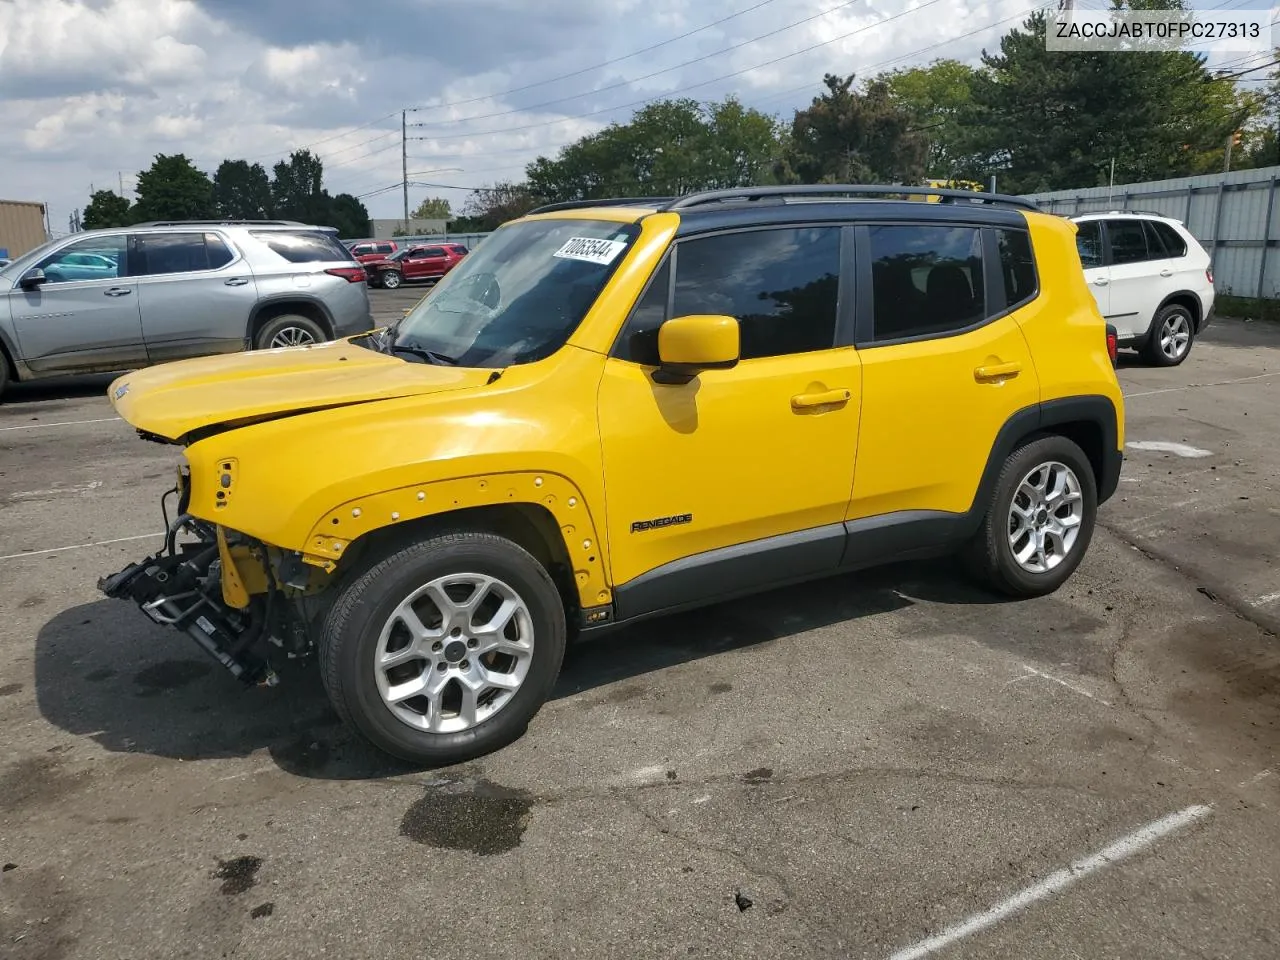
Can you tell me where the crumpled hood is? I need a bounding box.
[108,339,495,441]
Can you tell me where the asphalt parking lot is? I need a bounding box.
[2,292,1279,960]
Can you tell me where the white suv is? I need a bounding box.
[1070,212,1215,366]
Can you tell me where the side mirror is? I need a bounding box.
[18,268,46,290]
[653,314,739,385]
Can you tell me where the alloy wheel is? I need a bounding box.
[373,573,535,734]
[1007,460,1085,574]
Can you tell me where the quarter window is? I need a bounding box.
[996,228,1037,308]
[1148,220,1187,258]
[868,224,985,341]
[618,227,841,364]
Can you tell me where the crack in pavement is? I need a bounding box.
[1100,520,1280,639]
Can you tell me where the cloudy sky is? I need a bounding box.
[0,0,1271,235]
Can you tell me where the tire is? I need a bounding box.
[379,270,403,289]
[963,435,1098,598]
[254,314,327,350]
[318,530,567,766]
[1141,302,1195,367]
[0,350,9,400]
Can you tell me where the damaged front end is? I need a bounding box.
[98,467,318,687]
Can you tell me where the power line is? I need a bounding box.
[240,111,403,163]
[406,0,785,114]
[408,0,860,129]
[409,0,949,144]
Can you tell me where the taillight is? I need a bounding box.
[325,267,367,283]
[1206,266,1214,284]
[1105,324,1118,366]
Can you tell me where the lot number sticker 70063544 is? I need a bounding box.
[553,237,628,265]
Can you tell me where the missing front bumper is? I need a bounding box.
[98,504,283,686]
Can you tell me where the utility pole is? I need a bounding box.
[402,110,409,229]
[1224,132,1233,173]
[118,171,124,197]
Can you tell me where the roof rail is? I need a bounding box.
[526,197,677,215]
[130,218,315,227]
[659,184,1041,212]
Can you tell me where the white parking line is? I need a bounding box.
[886,804,1213,960]
[1124,371,1280,399]
[1125,440,1212,459]
[1004,665,1112,707]
[0,416,121,432]
[0,532,162,562]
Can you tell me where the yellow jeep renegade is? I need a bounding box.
[99,185,1125,765]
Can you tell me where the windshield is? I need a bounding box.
[390,217,639,368]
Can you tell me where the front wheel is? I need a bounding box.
[318,531,567,766]
[379,270,403,289]
[963,435,1098,598]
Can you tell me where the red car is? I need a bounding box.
[346,239,399,263]
[364,243,468,289]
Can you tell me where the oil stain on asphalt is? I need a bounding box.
[400,779,533,856]
[212,856,263,895]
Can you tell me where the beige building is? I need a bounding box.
[0,200,49,259]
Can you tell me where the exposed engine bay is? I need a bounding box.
[98,468,318,686]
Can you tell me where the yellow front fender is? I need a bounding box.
[301,471,610,608]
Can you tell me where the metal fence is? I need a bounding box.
[1021,165,1280,300]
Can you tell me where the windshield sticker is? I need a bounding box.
[553,237,628,265]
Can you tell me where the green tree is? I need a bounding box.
[525,96,783,202]
[775,73,927,185]
[213,159,272,219]
[880,59,984,179]
[82,190,132,229]
[131,153,214,221]
[456,181,538,231]
[411,196,452,220]
[270,149,328,223]
[328,193,371,238]
[970,9,1260,191]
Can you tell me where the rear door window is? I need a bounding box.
[1104,219,1150,265]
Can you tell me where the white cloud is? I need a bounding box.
[0,0,1143,234]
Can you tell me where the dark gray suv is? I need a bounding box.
[0,219,374,396]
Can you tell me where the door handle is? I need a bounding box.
[1159,269,1173,277]
[974,361,1022,382]
[1092,277,1109,286]
[103,287,132,297]
[791,388,851,410]
[224,277,250,286]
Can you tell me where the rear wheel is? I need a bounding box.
[254,314,326,350]
[0,351,9,399]
[319,531,567,766]
[1141,303,1195,366]
[964,435,1097,598]
[380,270,403,289]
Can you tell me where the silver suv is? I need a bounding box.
[0,219,374,396]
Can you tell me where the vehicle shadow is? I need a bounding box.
[1,373,116,405]
[33,560,1010,781]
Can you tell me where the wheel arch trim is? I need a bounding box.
[301,471,611,609]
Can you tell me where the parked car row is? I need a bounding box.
[344,238,469,289]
